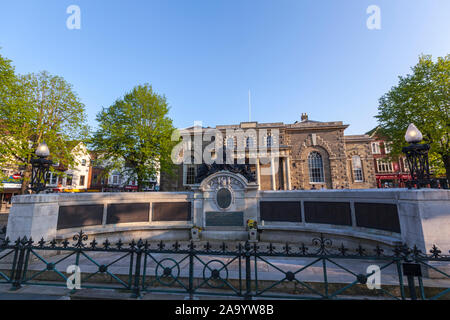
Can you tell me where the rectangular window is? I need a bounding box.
[47,172,58,185]
[112,175,119,184]
[79,175,85,186]
[66,174,73,186]
[402,157,410,172]
[377,159,393,173]
[352,156,364,182]
[371,142,381,154]
[384,143,392,154]
[81,159,87,166]
[185,165,197,185]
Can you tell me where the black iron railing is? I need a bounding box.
[0,231,448,300]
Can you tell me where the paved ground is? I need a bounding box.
[0,284,399,300]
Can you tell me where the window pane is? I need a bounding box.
[308,152,324,183]
[186,165,196,185]
[267,135,273,147]
[352,156,363,182]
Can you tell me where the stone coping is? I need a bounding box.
[11,189,449,204]
[11,192,194,204]
[259,189,450,201]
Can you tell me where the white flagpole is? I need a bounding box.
[248,89,252,122]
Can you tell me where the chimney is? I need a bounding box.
[301,113,308,121]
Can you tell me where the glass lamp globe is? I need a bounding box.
[405,124,423,144]
[35,142,50,158]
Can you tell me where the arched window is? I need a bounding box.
[246,137,254,149]
[308,152,324,183]
[226,137,235,149]
[266,134,273,147]
[352,155,364,182]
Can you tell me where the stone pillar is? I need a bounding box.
[256,158,261,191]
[270,157,277,191]
[285,156,292,190]
[281,157,287,190]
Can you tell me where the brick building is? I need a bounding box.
[367,127,411,188]
[161,114,377,191]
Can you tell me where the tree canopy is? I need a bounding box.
[0,54,89,193]
[0,52,18,183]
[376,54,450,181]
[90,84,177,191]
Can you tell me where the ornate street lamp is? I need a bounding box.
[402,124,436,189]
[30,142,53,193]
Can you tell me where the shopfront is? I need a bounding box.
[376,174,411,188]
[1,174,23,212]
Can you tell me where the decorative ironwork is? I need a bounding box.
[195,147,256,183]
[312,233,332,255]
[73,230,88,248]
[402,143,437,189]
[30,157,53,194]
[0,231,448,300]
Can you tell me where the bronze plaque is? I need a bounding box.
[57,205,104,230]
[304,202,352,226]
[106,203,150,224]
[152,202,192,221]
[260,202,302,222]
[216,188,232,209]
[355,203,400,233]
[206,212,244,227]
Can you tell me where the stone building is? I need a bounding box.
[161,114,376,191]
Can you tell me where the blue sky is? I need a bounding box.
[1,0,449,134]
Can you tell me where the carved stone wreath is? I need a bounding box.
[206,175,245,191]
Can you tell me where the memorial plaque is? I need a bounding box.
[260,201,301,222]
[206,212,244,227]
[355,203,401,233]
[152,202,192,221]
[216,188,232,209]
[304,201,352,226]
[106,203,149,224]
[57,205,104,230]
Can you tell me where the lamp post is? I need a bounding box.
[30,142,53,194]
[402,124,435,189]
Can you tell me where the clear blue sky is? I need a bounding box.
[1,0,449,134]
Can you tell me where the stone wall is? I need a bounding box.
[7,185,449,254]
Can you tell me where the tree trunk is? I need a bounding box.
[20,164,32,195]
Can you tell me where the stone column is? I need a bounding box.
[281,157,287,190]
[285,156,292,190]
[256,158,261,190]
[271,157,277,191]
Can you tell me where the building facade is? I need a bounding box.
[161,114,377,191]
[367,128,411,188]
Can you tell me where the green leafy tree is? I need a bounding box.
[0,52,19,185]
[376,54,450,182]
[90,84,177,191]
[0,66,90,193]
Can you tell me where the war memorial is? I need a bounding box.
[3,138,450,300]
